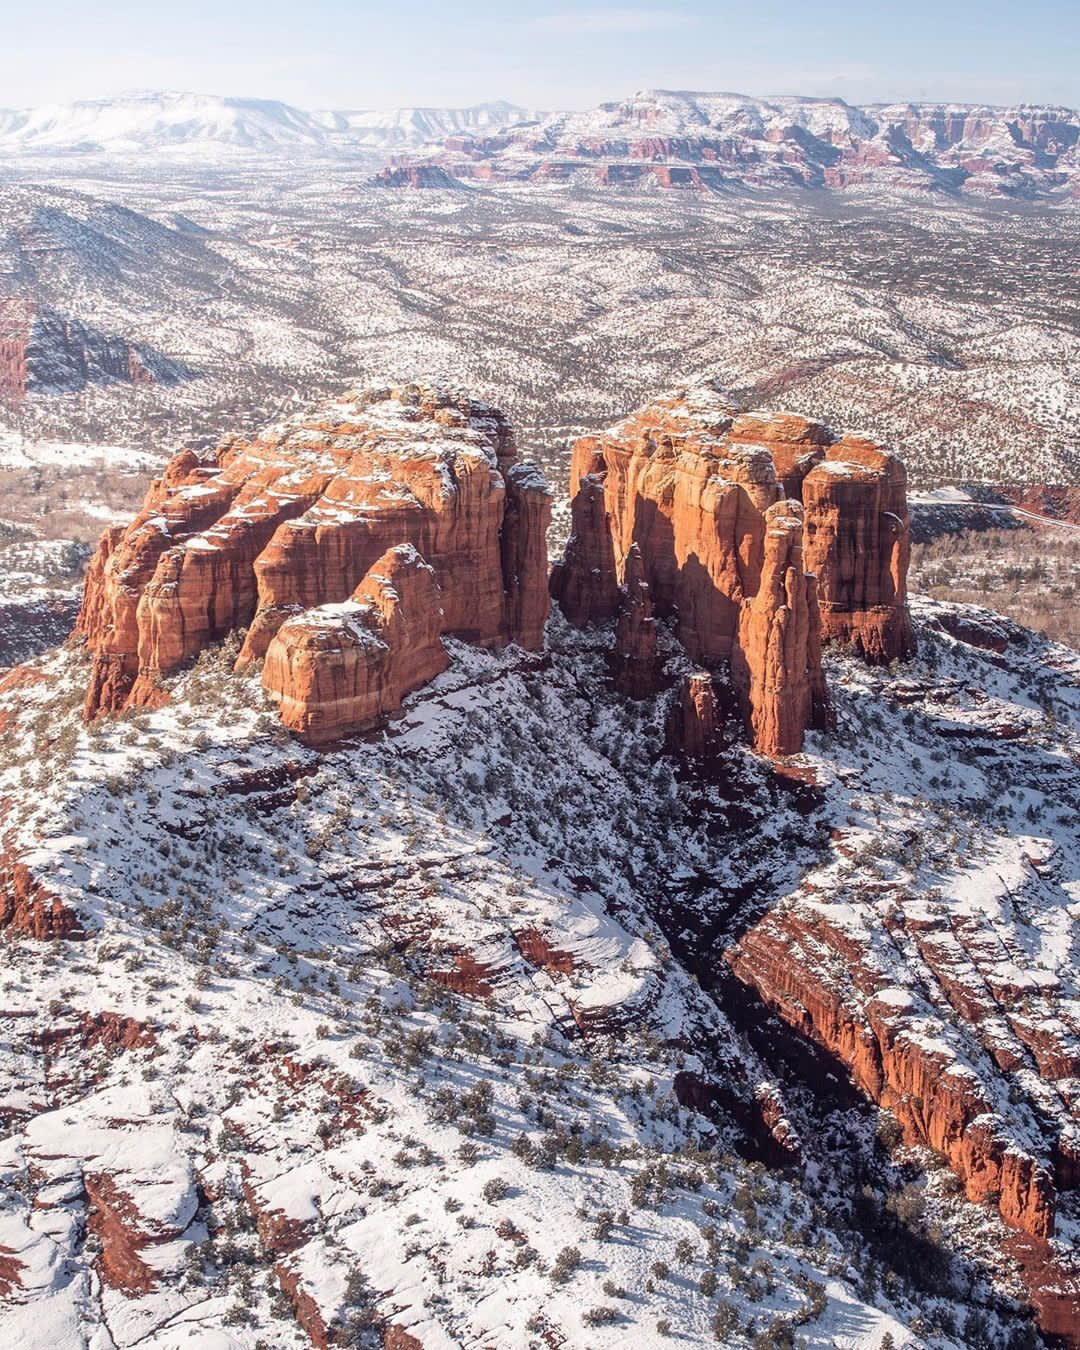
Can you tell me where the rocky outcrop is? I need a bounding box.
[668,672,724,762]
[369,164,462,189]
[728,903,1060,1242]
[77,382,551,735]
[548,470,618,628]
[0,845,83,940]
[0,298,187,403]
[84,1172,163,1295]
[612,543,660,697]
[262,545,450,745]
[801,438,915,663]
[501,462,553,653]
[409,93,1080,201]
[727,411,829,498]
[731,501,829,757]
[552,388,778,667]
[552,387,911,756]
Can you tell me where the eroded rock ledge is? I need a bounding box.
[77,382,551,740]
[550,387,914,757]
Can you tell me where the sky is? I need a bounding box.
[2,0,1079,111]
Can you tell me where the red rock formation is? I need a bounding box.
[84,1171,184,1295]
[0,1246,24,1297]
[0,298,185,402]
[727,411,829,498]
[513,928,577,974]
[801,437,915,663]
[262,545,449,745]
[731,501,829,757]
[80,1012,156,1053]
[385,1327,425,1350]
[77,383,550,733]
[0,845,83,939]
[553,388,912,755]
[370,164,462,189]
[549,470,619,628]
[728,906,1058,1241]
[995,483,1080,525]
[501,462,553,652]
[612,542,660,697]
[553,388,777,665]
[669,672,724,761]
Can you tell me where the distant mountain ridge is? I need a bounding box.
[412,88,1080,201]
[0,88,1077,201]
[0,91,536,157]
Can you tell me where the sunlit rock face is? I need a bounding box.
[261,544,449,746]
[552,387,910,756]
[77,381,551,736]
[801,437,915,664]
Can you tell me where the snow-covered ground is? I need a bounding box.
[2,175,1078,494]
[0,602,1073,1347]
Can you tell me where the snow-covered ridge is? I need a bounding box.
[0,88,1076,168]
[0,91,536,157]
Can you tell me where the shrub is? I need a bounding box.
[482,1177,509,1204]
[550,1245,581,1284]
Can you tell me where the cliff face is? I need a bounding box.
[0,298,187,402]
[801,438,915,663]
[551,388,910,756]
[728,899,1063,1244]
[262,545,449,745]
[77,382,551,737]
[551,388,779,668]
[731,501,830,758]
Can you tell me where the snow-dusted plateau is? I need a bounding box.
[1,89,1080,1350]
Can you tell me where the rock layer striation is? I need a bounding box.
[262,545,449,745]
[77,382,551,737]
[552,388,912,755]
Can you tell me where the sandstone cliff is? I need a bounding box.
[731,501,830,757]
[552,387,912,756]
[77,382,551,737]
[802,438,915,663]
[262,545,449,745]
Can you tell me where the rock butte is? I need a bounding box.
[551,387,913,756]
[77,382,552,740]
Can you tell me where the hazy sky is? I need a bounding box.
[4,0,1079,111]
